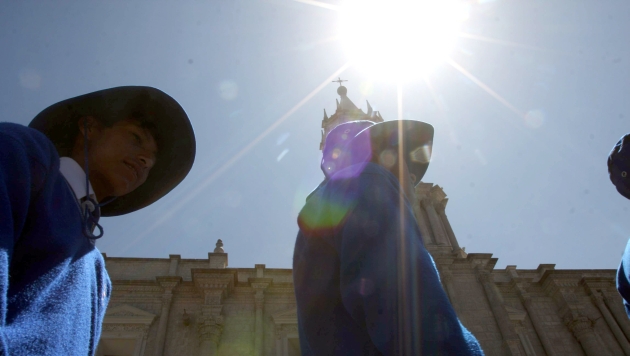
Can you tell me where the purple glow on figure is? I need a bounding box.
[321,121,374,180]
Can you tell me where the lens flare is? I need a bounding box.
[524,109,545,128]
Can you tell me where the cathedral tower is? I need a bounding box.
[319,78,383,150]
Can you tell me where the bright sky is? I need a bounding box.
[1,0,629,270]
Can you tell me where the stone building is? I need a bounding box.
[98,86,630,356]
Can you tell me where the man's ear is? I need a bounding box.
[77,116,100,139]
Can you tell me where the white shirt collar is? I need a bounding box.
[59,157,96,202]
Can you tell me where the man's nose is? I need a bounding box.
[138,153,155,169]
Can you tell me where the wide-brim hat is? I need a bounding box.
[29,86,196,216]
[608,133,630,200]
[356,120,434,186]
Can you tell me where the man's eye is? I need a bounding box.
[132,133,141,143]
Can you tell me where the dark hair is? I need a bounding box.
[126,111,160,147]
[59,110,160,157]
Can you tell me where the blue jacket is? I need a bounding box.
[0,123,111,355]
[293,163,483,355]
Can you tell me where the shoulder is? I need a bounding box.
[305,163,400,208]
[0,122,59,168]
[332,163,401,203]
[297,164,399,235]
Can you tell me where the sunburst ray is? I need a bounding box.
[118,62,352,253]
[291,0,339,11]
[447,58,525,120]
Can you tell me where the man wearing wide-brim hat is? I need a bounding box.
[293,120,484,355]
[0,86,195,355]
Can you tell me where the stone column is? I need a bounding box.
[603,290,630,340]
[565,316,611,356]
[514,325,536,356]
[435,199,463,255]
[476,269,524,356]
[440,267,460,313]
[154,276,181,356]
[192,267,236,356]
[519,294,557,356]
[411,195,433,245]
[544,275,611,356]
[137,328,150,356]
[506,267,557,356]
[168,254,181,276]
[255,291,264,355]
[421,198,449,245]
[590,291,630,355]
[250,277,271,356]
[199,291,224,356]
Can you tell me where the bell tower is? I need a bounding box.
[319,78,383,150]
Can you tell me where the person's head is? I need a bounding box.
[364,120,433,193]
[371,145,417,199]
[321,120,374,179]
[29,86,196,216]
[322,120,433,196]
[609,133,630,199]
[71,115,159,201]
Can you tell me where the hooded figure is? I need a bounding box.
[0,86,195,355]
[608,133,630,317]
[293,120,484,355]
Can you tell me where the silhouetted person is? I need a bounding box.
[293,120,483,355]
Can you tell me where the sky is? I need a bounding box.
[1,0,629,270]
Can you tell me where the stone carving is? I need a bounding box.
[214,239,225,253]
[565,316,612,356]
[114,285,163,293]
[108,310,139,317]
[198,322,223,344]
[205,294,223,305]
[103,304,156,325]
[103,324,148,333]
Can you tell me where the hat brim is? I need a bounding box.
[29,86,196,216]
[359,120,434,186]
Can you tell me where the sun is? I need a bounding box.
[339,0,469,81]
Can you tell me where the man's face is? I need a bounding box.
[80,118,158,199]
[400,158,417,201]
[377,148,417,200]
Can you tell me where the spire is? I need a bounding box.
[319,79,383,150]
[337,85,359,111]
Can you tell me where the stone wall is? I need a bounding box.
[101,250,625,356]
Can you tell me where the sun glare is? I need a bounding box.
[339,0,469,80]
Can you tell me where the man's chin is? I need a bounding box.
[108,177,137,198]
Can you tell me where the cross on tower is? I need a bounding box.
[332,77,347,86]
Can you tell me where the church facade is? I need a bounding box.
[98,87,629,356]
